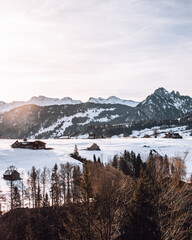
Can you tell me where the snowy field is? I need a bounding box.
[0,137,192,210]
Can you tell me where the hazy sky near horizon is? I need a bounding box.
[0,0,192,102]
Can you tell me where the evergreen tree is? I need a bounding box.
[60,163,66,204]
[65,162,73,203]
[72,165,82,202]
[30,166,37,208]
[119,156,130,175]
[74,145,79,157]
[163,155,170,177]
[111,154,118,169]
[36,185,42,208]
[12,186,21,209]
[134,153,143,178]
[41,167,50,202]
[146,151,157,179]
[43,192,50,207]
[93,154,97,163]
[120,170,160,240]
[50,164,60,206]
[80,161,93,240]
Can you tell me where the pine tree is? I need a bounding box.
[72,165,82,202]
[43,192,50,207]
[74,145,79,157]
[93,154,97,163]
[41,167,50,202]
[36,185,42,208]
[65,162,73,204]
[120,170,160,240]
[60,163,66,204]
[50,164,60,206]
[30,166,37,208]
[134,153,143,178]
[119,156,130,175]
[111,154,118,169]
[163,155,170,177]
[80,161,93,240]
[12,186,21,209]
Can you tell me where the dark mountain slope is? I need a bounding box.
[0,103,132,139]
[126,88,192,122]
[0,88,192,138]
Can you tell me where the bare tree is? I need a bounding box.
[41,167,50,206]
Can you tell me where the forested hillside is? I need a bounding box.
[0,88,192,139]
[0,151,191,240]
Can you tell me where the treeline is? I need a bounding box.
[73,113,192,137]
[9,162,82,209]
[1,151,192,240]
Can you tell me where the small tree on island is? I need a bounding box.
[74,145,79,158]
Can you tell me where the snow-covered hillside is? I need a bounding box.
[31,107,118,138]
[0,88,191,139]
[130,125,192,138]
[88,96,139,107]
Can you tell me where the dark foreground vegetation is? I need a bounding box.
[0,150,192,240]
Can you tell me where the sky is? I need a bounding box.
[0,0,192,103]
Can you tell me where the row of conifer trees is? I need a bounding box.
[5,148,192,240]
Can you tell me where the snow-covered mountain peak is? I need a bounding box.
[28,96,60,104]
[154,87,169,96]
[0,101,6,106]
[88,96,139,107]
[61,97,82,104]
[28,96,82,106]
[108,96,119,100]
[28,96,60,106]
[0,96,82,113]
[171,90,181,97]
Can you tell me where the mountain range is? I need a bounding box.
[0,87,191,139]
[0,96,138,113]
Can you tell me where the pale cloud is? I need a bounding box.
[0,0,192,102]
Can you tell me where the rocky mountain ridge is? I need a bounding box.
[88,96,139,107]
[0,88,191,138]
[0,95,139,113]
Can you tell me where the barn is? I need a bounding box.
[11,140,46,149]
[3,167,21,181]
[164,132,182,139]
[87,143,101,151]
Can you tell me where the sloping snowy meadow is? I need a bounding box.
[0,137,192,210]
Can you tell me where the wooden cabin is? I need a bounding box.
[3,168,21,181]
[11,140,46,149]
[142,134,151,138]
[33,140,46,149]
[164,132,182,139]
[88,133,96,139]
[87,143,100,151]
